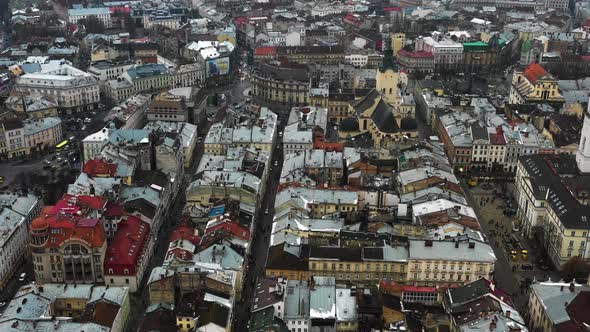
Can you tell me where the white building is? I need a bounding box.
[15,61,100,113]
[415,36,463,70]
[87,60,137,94]
[0,208,28,288]
[68,7,112,29]
[344,54,369,67]
[82,127,112,164]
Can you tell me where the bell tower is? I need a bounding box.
[376,35,400,105]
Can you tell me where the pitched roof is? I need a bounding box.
[83,159,118,177]
[266,243,309,271]
[104,216,150,275]
[566,291,590,327]
[524,63,549,84]
[371,99,399,133]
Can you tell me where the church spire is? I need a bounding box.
[380,35,398,73]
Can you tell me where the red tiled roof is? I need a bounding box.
[104,216,150,275]
[523,63,548,84]
[166,247,194,261]
[489,133,506,145]
[31,211,107,249]
[233,16,248,25]
[204,220,250,241]
[105,202,125,218]
[402,285,437,293]
[343,14,362,26]
[83,159,118,177]
[51,194,107,215]
[383,7,402,11]
[398,49,434,58]
[255,47,277,56]
[170,223,200,246]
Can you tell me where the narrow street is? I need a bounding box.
[232,118,285,330]
[124,82,243,331]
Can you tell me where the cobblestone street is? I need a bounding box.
[462,180,562,313]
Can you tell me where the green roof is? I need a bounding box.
[463,41,489,52]
[464,41,488,47]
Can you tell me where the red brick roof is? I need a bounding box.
[31,211,107,249]
[51,194,107,215]
[105,202,125,218]
[255,47,277,56]
[170,223,200,246]
[104,216,150,275]
[524,63,548,84]
[398,49,434,58]
[83,159,118,177]
[204,219,250,240]
[489,133,506,145]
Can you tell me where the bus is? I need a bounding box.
[56,140,69,151]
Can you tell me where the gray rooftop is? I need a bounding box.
[408,239,496,263]
[531,282,590,324]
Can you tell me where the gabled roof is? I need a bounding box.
[83,159,118,177]
[104,216,151,275]
[524,63,551,84]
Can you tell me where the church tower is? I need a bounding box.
[576,105,590,173]
[376,36,400,105]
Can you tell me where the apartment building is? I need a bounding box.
[105,63,203,102]
[29,195,108,284]
[186,147,270,207]
[15,61,100,113]
[528,281,590,331]
[104,216,153,292]
[251,61,311,108]
[87,60,137,93]
[415,36,463,70]
[283,106,328,155]
[435,98,553,172]
[0,117,62,160]
[68,7,112,29]
[0,283,130,331]
[0,209,27,289]
[274,187,358,218]
[406,238,496,286]
[515,154,590,268]
[265,242,408,284]
[203,107,278,156]
[147,92,188,123]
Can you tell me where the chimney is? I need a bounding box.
[569,283,575,292]
[489,282,495,292]
[505,310,511,318]
[490,321,497,331]
[561,285,564,292]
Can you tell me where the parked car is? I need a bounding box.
[83,118,92,123]
[18,273,26,281]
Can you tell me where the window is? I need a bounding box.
[125,278,129,284]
